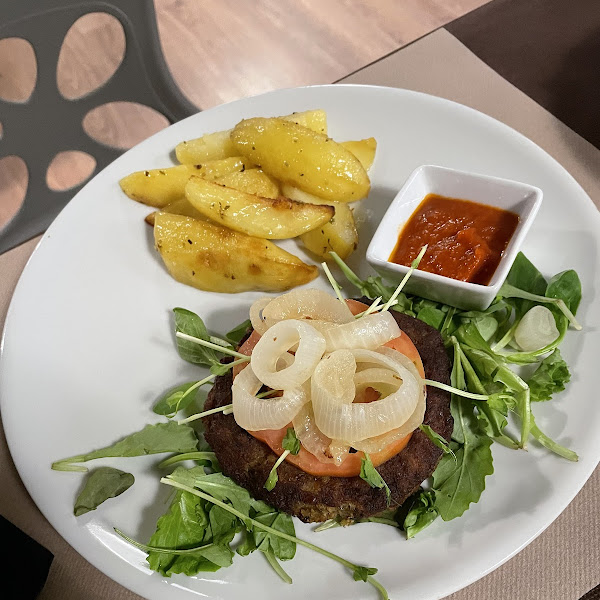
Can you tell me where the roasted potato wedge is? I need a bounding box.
[215,168,279,199]
[300,202,358,260]
[120,157,247,208]
[231,118,370,202]
[175,109,327,164]
[145,197,205,226]
[185,176,334,239]
[281,183,329,205]
[341,138,377,171]
[154,213,318,293]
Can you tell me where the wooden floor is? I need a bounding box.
[0,0,489,230]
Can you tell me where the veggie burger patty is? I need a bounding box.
[204,306,453,523]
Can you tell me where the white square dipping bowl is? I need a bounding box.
[366,165,543,311]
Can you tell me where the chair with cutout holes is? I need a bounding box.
[0,0,197,254]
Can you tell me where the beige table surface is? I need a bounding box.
[1,28,598,600]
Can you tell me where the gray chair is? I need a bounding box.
[0,0,197,254]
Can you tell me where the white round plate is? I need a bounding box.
[1,85,599,600]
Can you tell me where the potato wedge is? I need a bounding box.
[154,213,318,293]
[341,138,377,171]
[185,176,333,239]
[231,118,370,202]
[145,197,205,226]
[281,183,329,205]
[175,130,237,165]
[300,202,358,260]
[175,109,327,164]
[119,158,247,208]
[215,168,279,199]
[283,109,327,135]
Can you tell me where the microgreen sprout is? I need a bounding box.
[158,451,218,469]
[321,261,345,304]
[422,379,489,400]
[380,245,427,312]
[265,429,300,491]
[175,332,250,360]
[177,403,233,425]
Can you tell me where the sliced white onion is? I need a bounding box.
[249,297,272,335]
[354,368,403,397]
[312,348,424,441]
[232,363,308,430]
[322,311,401,352]
[293,404,334,464]
[514,305,560,352]
[311,349,357,404]
[250,319,326,390]
[351,427,412,454]
[262,288,354,324]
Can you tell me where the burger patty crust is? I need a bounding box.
[203,306,453,523]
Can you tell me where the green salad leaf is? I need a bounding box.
[360,454,391,505]
[52,422,198,471]
[74,467,134,516]
[401,489,439,539]
[527,350,571,402]
[153,382,201,417]
[419,425,455,460]
[225,319,252,345]
[546,270,582,314]
[433,397,494,521]
[282,428,301,455]
[173,308,223,367]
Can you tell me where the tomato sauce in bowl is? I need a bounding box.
[389,193,519,285]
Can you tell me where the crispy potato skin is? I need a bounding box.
[154,213,318,293]
[175,110,328,164]
[185,177,334,239]
[231,117,370,202]
[300,202,358,260]
[119,158,247,208]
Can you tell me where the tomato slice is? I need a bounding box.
[235,300,424,477]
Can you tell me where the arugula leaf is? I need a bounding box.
[254,511,296,560]
[225,319,252,345]
[173,308,222,366]
[147,487,218,575]
[236,530,257,556]
[353,566,378,582]
[360,454,391,505]
[432,342,494,520]
[401,489,438,539]
[74,467,134,516]
[282,428,300,455]
[153,382,200,417]
[178,470,255,516]
[419,425,455,460]
[546,270,582,314]
[52,422,198,471]
[527,349,571,402]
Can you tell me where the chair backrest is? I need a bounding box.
[0,0,197,254]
